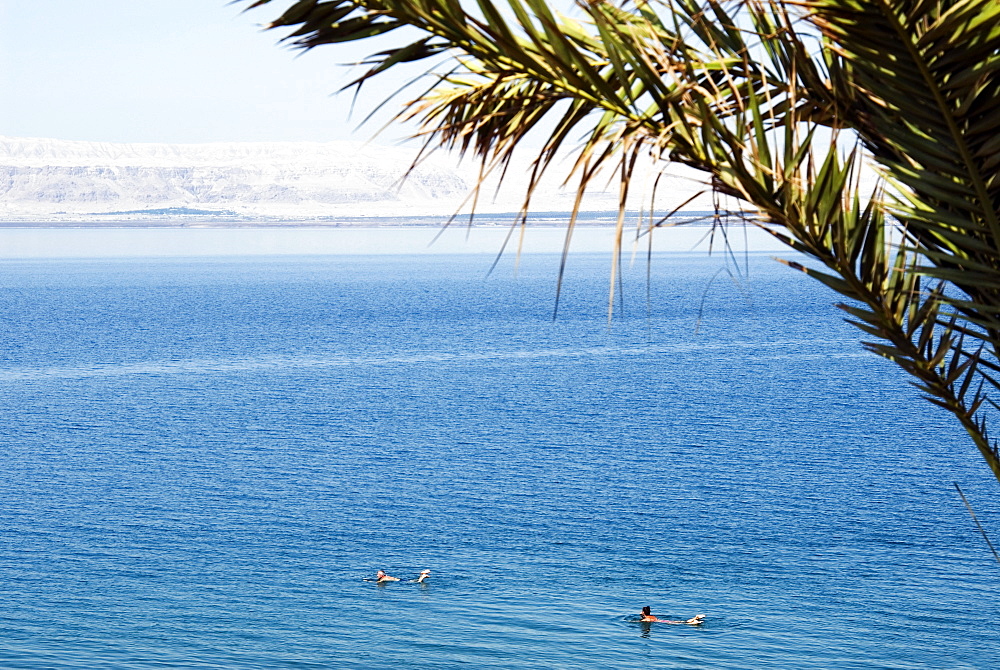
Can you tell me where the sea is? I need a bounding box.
[1,236,997,668]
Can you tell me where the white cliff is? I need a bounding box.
[0,136,483,220]
[0,136,713,222]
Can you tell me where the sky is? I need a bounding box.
[0,0,418,145]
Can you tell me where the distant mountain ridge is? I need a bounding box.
[0,136,713,222]
[0,136,482,221]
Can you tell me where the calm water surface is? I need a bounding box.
[0,252,997,668]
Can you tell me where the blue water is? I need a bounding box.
[1,252,997,668]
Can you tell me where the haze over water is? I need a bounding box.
[1,246,997,668]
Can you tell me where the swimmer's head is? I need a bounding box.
[641,606,651,616]
[420,569,431,574]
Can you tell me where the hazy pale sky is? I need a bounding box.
[0,0,418,145]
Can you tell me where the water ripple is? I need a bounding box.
[0,340,865,381]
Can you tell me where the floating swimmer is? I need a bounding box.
[366,569,430,583]
[375,570,400,583]
[640,606,705,625]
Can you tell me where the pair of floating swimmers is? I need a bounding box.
[640,606,705,625]
[372,569,430,583]
[369,573,700,624]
